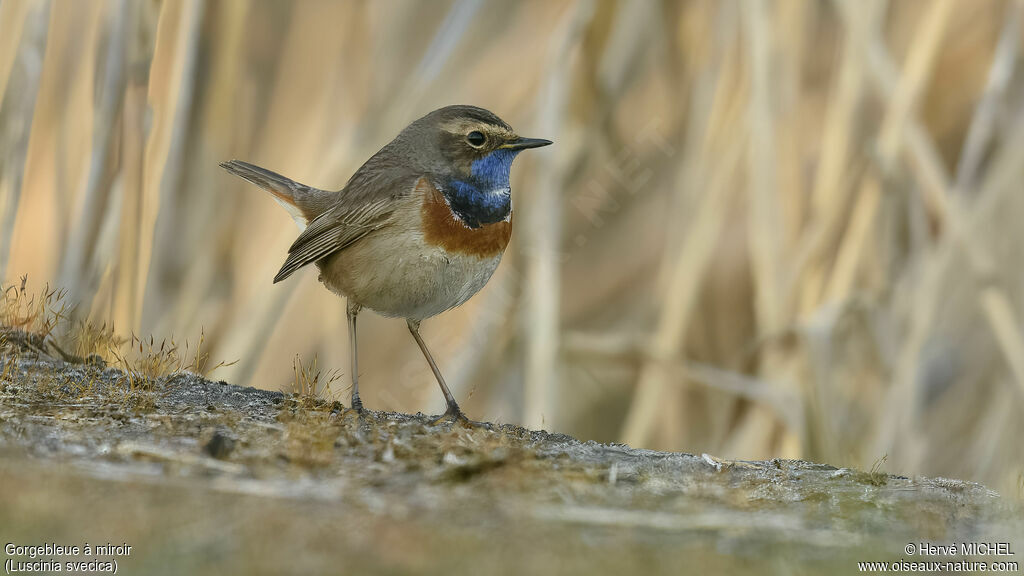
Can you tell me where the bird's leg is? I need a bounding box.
[406,319,488,428]
[347,300,363,412]
[406,319,460,418]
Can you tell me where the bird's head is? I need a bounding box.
[403,105,552,228]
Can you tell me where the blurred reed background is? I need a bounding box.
[2,0,1024,496]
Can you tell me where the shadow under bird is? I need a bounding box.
[221,105,551,424]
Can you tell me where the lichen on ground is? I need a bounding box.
[0,330,1021,575]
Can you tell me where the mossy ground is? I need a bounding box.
[0,331,1021,575]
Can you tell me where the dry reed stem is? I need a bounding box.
[564,330,801,432]
[0,0,49,280]
[743,0,784,333]
[795,6,870,316]
[621,1,749,447]
[865,4,1024,403]
[137,0,199,333]
[58,0,127,311]
[738,0,799,459]
[621,131,747,447]
[870,15,1024,466]
[142,0,202,334]
[825,0,953,306]
[112,61,148,332]
[953,0,1021,196]
[522,0,593,430]
[0,0,33,104]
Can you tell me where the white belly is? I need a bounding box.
[318,228,503,320]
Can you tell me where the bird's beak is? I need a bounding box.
[500,137,553,151]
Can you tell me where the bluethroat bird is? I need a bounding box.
[221,105,551,423]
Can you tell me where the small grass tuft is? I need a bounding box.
[285,354,343,406]
[104,331,236,391]
[70,320,124,362]
[1,277,238,415]
[1,276,71,352]
[181,328,237,377]
[116,335,183,383]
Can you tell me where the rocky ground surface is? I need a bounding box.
[1,332,1021,575]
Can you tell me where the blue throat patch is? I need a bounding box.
[444,149,520,228]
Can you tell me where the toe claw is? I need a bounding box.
[430,407,491,429]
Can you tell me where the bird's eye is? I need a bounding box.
[466,131,486,147]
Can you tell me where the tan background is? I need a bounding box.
[1,0,1023,497]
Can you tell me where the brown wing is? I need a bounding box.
[272,149,421,283]
[272,198,394,282]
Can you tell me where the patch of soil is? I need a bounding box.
[0,334,1020,575]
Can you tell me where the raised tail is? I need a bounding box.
[220,160,333,228]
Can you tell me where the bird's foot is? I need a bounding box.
[351,394,364,414]
[430,405,492,430]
